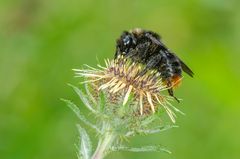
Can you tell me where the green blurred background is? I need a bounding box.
[1,0,240,159]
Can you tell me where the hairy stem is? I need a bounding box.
[91,125,117,159]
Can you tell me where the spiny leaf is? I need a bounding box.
[125,125,178,137]
[137,125,178,135]
[84,83,97,105]
[77,124,92,159]
[98,91,106,113]
[166,100,185,115]
[111,145,171,154]
[68,83,98,114]
[61,98,100,133]
[75,142,82,159]
[139,115,158,127]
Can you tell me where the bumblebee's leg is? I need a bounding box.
[167,80,180,103]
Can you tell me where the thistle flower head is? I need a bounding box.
[74,56,180,123]
[63,55,185,159]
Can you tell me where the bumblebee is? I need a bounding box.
[114,28,193,102]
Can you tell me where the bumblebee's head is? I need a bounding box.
[115,31,137,58]
[115,28,161,59]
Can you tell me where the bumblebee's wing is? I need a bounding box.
[146,33,194,77]
[169,52,194,77]
[179,60,194,77]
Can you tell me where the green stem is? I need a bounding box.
[91,131,116,159]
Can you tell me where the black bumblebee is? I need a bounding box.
[115,28,193,102]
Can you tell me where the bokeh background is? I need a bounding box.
[1,0,240,159]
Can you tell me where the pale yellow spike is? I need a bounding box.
[142,74,149,81]
[113,83,126,93]
[139,93,143,115]
[75,72,103,78]
[104,59,108,67]
[132,66,139,76]
[98,83,110,91]
[107,58,111,66]
[146,92,155,113]
[123,85,133,106]
[98,78,116,90]
[97,64,107,69]
[108,78,119,88]
[165,106,176,123]
[109,81,123,93]
[154,94,163,105]
[80,78,102,84]
[155,94,176,123]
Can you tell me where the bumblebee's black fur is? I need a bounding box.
[115,28,193,102]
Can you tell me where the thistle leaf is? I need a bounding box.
[77,124,92,159]
[68,84,98,114]
[111,145,171,154]
[140,115,158,126]
[137,125,178,135]
[98,91,106,113]
[84,83,97,105]
[166,100,185,115]
[61,98,100,133]
[75,142,83,159]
